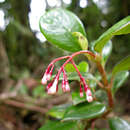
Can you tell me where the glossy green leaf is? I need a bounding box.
[112,71,129,94]
[63,102,106,121]
[39,120,79,130]
[109,117,130,130]
[112,56,130,76]
[48,104,72,119]
[39,8,86,52]
[101,41,112,66]
[94,16,130,52]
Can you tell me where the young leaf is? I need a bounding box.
[39,8,86,52]
[109,117,130,130]
[63,102,106,121]
[39,120,79,130]
[94,16,130,52]
[72,32,88,50]
[65,61,89,73]
[78,61,89,72]
[112,55,130,76]
[101,40,112,66]
[112,71,129,94]
[65,63,77,72]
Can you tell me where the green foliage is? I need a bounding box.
[112,71,129,94]
[39,120,80,130]
[48,104,72,119]
[112,56,130,76]
[109,117,130,130]
[63,102,106,121]
[94,16,130,52]
[101,40,112,66]
[65,61,89,73]
[71,91,86,105]
[39,8,86,52]
[39,8,130,130]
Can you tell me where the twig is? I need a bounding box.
[3,99,48,114]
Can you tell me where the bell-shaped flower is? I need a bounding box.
[86,88,93,102]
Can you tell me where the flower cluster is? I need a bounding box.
[41,51,93,102]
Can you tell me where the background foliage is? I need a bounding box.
[0,0,130,129]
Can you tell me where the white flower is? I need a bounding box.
[86,89,93,102]
[47,79,58,94]
[41,74,47,85]
[86,95,93,102]
[65,82,70,92]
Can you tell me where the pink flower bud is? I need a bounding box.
[62,79,66,92]
[46,65,54,81]
[41,64,54,85]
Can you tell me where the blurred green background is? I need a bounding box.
[0,0,130,129]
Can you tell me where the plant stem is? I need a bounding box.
[96,61,108,87]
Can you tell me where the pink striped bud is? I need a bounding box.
[41,64,54,85]
[46,65,54,81]
[62,68,70,92]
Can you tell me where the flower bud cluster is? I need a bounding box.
[41,53,93,102]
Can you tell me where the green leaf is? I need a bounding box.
[94,16,130,52]
[48,104,72,119]
[101,41,112,66]
[63,101,106,121]
[39,120,79,130]
[78,61,89,72]
[112,56,130,76]
[65,63,77,72]
[65,61,89,73]
[112,71,129,94]
[39,8,86,52]
[109,117,130,130]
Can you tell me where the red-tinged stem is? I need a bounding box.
[50,50,95,65]
[70,59,84,80]
[96,61,108,87]
[55,51,95,76]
